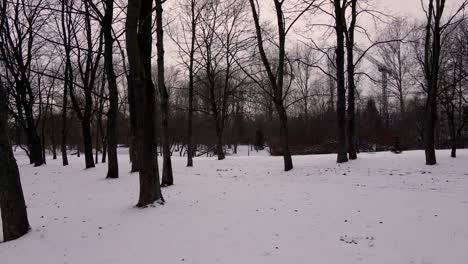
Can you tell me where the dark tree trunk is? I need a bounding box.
[215,121,225,160]
[277,102,293,171]
[26,126,44,167]
[186,0,197,168]
[333,0,348,163]
[60,0,70,166]
[81,118,95,168]
[51,134,57,160]
[345,0,357,160]
[104,0,119,179]
[186,80,194,166]
[424,96,437,164]
[447,110,456,158]
[0,91,30,242]
[101,136,107,163]
[156,0,173,186]
[128,74,139,172]
[95,122,99,164]
[61,95,69,167]
[423,0,443,166]
[127,0,164,206]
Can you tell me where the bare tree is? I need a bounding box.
[247,0,316,171]
[156,0,173,186]
[421,0,467,165]
[0,0,49,166]
[332,0,348,163]
[126,0,164,206]
[376,17,416,115]
[173,0,207,167]
[67,0,104,169]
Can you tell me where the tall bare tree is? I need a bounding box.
[0,0,48,166]
[126,0,164,206]
[421,0,467,165]
[332,0,348,163]
[247,0,316,171]
[156,0,173,186]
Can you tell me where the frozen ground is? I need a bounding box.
[1,147,468,264]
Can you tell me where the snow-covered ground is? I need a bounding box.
[1,147,468,264]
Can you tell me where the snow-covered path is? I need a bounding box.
[1,149,468,264]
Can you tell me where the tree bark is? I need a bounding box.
[126,0,164,206]
[0,89,30,242]
[60,0,70,166]
[186,0,197,168]
[156,0,173,186]
[81,118,95,168]
[277,102,293,171]
[104,0,119,179]
[333,0,348,163]
[128,76,139,172]
[423,0,444,165]
[345,0,357,160]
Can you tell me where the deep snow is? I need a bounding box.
[1,147,468,264]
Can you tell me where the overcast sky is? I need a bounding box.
[378,0,463,17]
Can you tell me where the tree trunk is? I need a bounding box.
[101,136,107,163]
[61,98,68,165]
[51,134,57,160]
[160,100,173,185]
[186,81,194,166]
[346,0,357,160]
[186,1,196,168]
[423,0,442,166]
[128,75,139,172]
[156,0,173,186]
[26,126,44,167]
[81,118,95,168]
[60,0,69,167]
[104,0,119,179]
[447,111,456,158]
[333,0,348,163]
[0,91,30,242]
[95,121,99,164]
[277,102,293,171]
[127,0,164,206]
[215,120,225,160]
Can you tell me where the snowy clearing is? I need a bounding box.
[1,148,468,264]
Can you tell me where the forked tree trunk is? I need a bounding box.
[127,0,164,206]
[423,0,443,166]
[0,91,30,242]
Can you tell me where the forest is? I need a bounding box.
[0,0,468,263]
